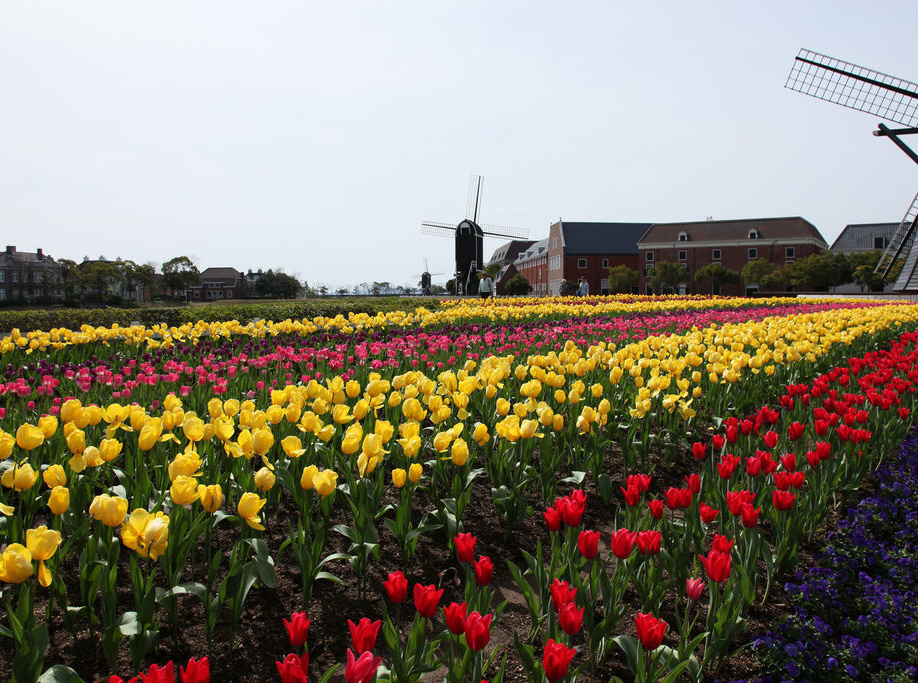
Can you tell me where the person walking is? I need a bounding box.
[576,277,589,296]
[478,272,494,299]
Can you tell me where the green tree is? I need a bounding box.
[846,250,889,291]
[648,261,688,294]
[161,256,199,298]
[607,264,640,294]
[741,259,784,291]
[253,270,302,299]
[695,263,741,295]
[505,274,532,296]
[784,251,851,291]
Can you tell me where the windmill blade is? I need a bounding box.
[480,222,530,240]
[466,175,484,223]
[878,188,918,281]
[421,221,457,237]
[786,48,918,127]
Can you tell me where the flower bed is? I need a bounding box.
[1,296,918,681]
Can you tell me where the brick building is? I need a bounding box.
[0,246,64,303]
[513,239,549,296]
[487,240,536,295]
[188,267,248,301]
[637,217,828,296]
[546,221,652,295]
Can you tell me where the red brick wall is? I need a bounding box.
[564,254,639,294]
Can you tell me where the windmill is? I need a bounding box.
[422,175,530,295]
[411,258,444,296]
[785,49,918,290]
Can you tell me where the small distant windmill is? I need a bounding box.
[422,175,529,295]
[412,258,444,296]
[785,49,918,290]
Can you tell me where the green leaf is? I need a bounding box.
[613,634,639,674]
[118,611,141,636]
[561,470,586,485]
[38,665,85,683]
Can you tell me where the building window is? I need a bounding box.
[0,271,4,283]
[785,246,795,259]
[678,250,687,261]
[602,259,609,268]
[874,236,888,249]
[785,260,795,265]
[749,230,759,239]
[12,272,18,283]
[644,266,653,276]
[712,249,721,261]
[578,258,587,268]
[748,248,758,260]
[646,251,654,262]
[0,289,5,300]
[678,231,688,242]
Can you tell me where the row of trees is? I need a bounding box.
[606,250,898,295]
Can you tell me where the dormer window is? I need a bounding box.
[678,231,688,242]
[749,229,760,240]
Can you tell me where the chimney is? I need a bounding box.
[36,248,43,258]
[5,246,14,255]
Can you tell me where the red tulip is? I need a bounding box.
[712,534,734,553]
[443,601,467,635]
[636,529,661,556]
[685,577,706,601]
[763,430,779,448]
[345,649,382,683]
[726,425,738,444]
[384,571,408,604]
[179,657,209,683]
[609,528,636,559]
[740,502,760,528]
[648,499,664,519]
[276,653,308,683]
[726,490,754,516]
[549,579,577,612]
[664,487,692,510]
[787,422,805,441]
[348,617,381,654]
[620,483,641,506]
[772,490,796,511]
[745,456,762,476]
[284,611,310,648]
[464,611,493,651]
[543,505,561,531]
[699,502,720,524]
[473,555,493,586]
[556,491,586,526]
[717,453,740,480]
[628,473,651,492]
[781,453,797,472]
[634,612,667,649]
[699,549,732,583]
[558,601,584,635]
[692,441,707,460]
[543,639,576,682]
[712,434,725,450]
[413,583,444,618]
[454,532,477,563]
[684,473,700,494]
[578,529,601,559]
[790,471,806,489]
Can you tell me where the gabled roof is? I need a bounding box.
[829,222,898,252]
[198,267,244,282]
[0,248,56,266]
[514,238,549,264]
[488,240,535,265]
[559,222,652,255]
[640,217,826,246]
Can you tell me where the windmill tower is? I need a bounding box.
[412,259,444,296]
[422,175,529,295]
[785,49,918,290]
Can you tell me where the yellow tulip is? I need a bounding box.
[138,420,163,451]
[99,438,123,463]
[433,431,453,453]
[1,461,39,491]
[285,403,301,424]
[374,421,394,443]
[0,431,13,460]
[450,438,469,466]
[197,484,224,513]
[169,452,203,481]
[313,470,338,497]
[353,399,370,421]
[42,464,66,488]
[170,475,200,506]
[223,399,240,417]
[300,464,318,490]
[520,419,542,439]
[89,493,129,527]
[0,543,33,584]
[265,404,285,425]
[472,423,489,447]
[121,509,170,560]
[408,462,423,483]
[392,468,407,488]
[207,398,225,419]
[496,398,510,416]
[48,486,70,515]
[332,404,353,424]
[252,427,275,456]
[254,467,276,492]
[183,416,205,443]
[316,424,335,442]
[26,525,62,587]
[16,423,45,451]
[60,398,83,423]
[341,424,363,455]
[281,435,306,459]
[38,415,58,439]
[238,492,267,530]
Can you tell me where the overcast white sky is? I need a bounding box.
[2,2,918,291]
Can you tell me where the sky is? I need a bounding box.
[2,1,918,292]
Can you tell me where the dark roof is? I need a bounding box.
[198,267,244,282]
[488,240,536,265]
[829,222,898,252]
[0,247,55,266]
[640,217,826,245]
[559,222,652,255]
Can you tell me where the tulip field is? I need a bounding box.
[2,294,918,682]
